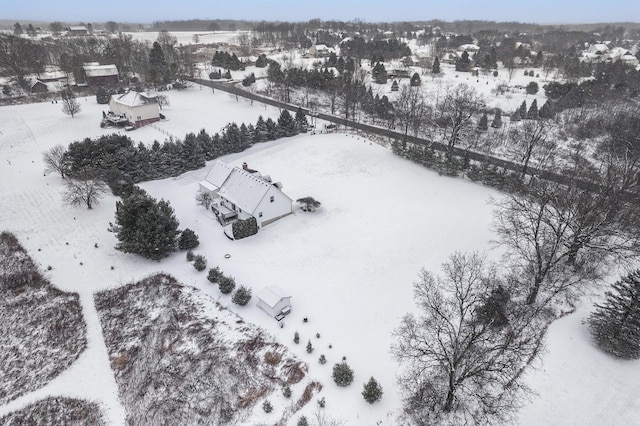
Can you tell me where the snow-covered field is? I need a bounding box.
[1,83,639,425]
[124,30,245,46]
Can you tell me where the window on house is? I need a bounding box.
[259,212,263,217]
[270,196,274,203]
[231,203,236,210]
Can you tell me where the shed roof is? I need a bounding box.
[83,64,118,78]
[258,285,290,308]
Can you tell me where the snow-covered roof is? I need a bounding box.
[588,43,609,53]
[257,285,290,308]
[69,26,87,31]
[457,44,480,52]
[203,160,290,215]
[111,91,157,107]
[218,168,277,214]
[204,160,235,188]
[83,64,118,78]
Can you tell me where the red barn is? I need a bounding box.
[83,64,119,86]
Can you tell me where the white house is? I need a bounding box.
[308,44,331,58]
[108,91,160,129]
[257,285,292,320]
[200,160,293,228]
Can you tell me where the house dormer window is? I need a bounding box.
[270,196,274,203]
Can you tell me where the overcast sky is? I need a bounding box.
[3,0,640,24]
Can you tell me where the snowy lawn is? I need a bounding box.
[1,87,639,425]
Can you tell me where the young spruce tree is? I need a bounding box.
[588,270,640,359]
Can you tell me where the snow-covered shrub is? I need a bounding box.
[193,255,207,271]
[282,383,292,398]
[262,400,273,413]
[186,250,195,261]
[207,266,223,283]
[362,377,383,403]
[218,275,236,294]
[332,361,354,387]
[319,354,327,365]
[297,416,309,426]
[232,217,258,240]
[306,340,314,354]
[294,331,300,344]
[232,285,252,306]
[178,228,199,250]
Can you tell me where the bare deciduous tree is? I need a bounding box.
[43,144,69,179]
[395,85,428,140]
[507,118,557,179]
[492,182,605,305]
[63,175,107,209]
[195,191,214,209]
[392,252,542,425]
[436,84,485,154]
[61,89,81,118]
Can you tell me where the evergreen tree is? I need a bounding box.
[538,100,555,119]
[527,99,539,119]
[332,361,354,386]
[519,100,527,119]
[476,285,510,328]
[13,22,23,35]
[478,112,489,131]
[277,109,298,137]
[295,107,308,133]
[491,109,503,128]
[371,62,388,84]
[265,118,278,140]
[294,331,300,344]
[526,81,539,94]
[410,72,421,86]
[148,41,170,85]
[362,377,383,404]
[254,116,269,142]
[455,51,472,72]
[96,87,111,104]
[588,270,640,359]
[297,416,309,426]
[432,57,440,74]
[511,110,521,122]
[232,285,252,305]
[306,340,314,353]
[178,228,199,250]
[193,254,207,271]
[207,266,222,283]
[110,188,179,260]
[218,275,236,294]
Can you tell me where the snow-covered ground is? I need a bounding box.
[123,30,246,46]
[1,83,639,425]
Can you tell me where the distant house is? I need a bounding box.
[31,80,48,94]
[257,286,292,320]
[308,44,331,58]
[83,64,119,86]
[67,26,88,36]
[108,91,160,128]
[587,43,609,55]
[199,160,293,228]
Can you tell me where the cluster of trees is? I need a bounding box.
[57,109,306,193]
[339,37,412,61]
[211,51,245,71]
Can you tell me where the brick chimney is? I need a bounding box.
[242,162,248,171]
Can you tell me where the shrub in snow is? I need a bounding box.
[588,270,640,359]
[232,217,258,239]
[218,275,236,294]
[306,340,314,354]
[193,255,207,271]
[294,331,300,344]
[362,377,383,403]
[207,266,223,283]
[319,354,326,365]
[297,416,309,426]
[262,400,273,413]
[332,361,354,387]
[317,397,326,408]
[178,228,199,250]
[232,285,252,306]
[282,383,292,398]
[186,250,195,261]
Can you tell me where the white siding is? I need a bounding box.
[255,186,293,227]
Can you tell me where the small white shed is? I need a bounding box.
[257,286,292,320]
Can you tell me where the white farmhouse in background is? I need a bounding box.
[257,285,292,320]
[108,91,160,129]
[199,160,293,228]
[308,44,331,58]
